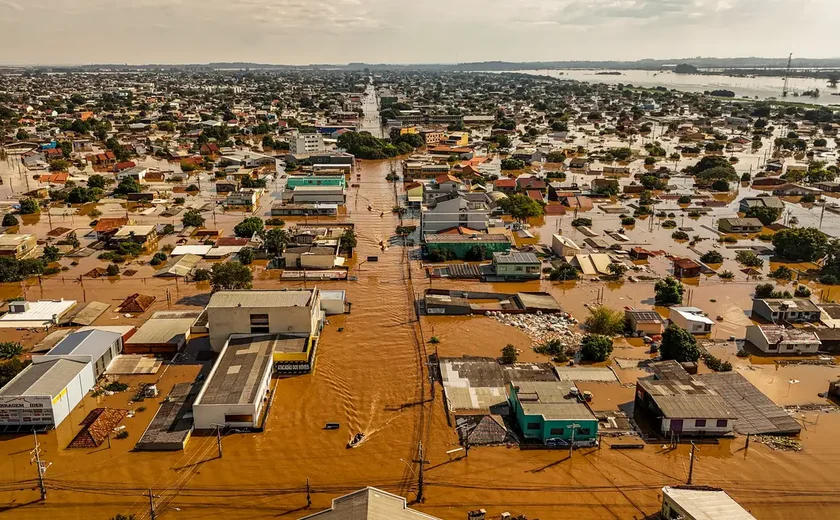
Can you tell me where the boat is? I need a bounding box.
[347,433,365,448]
[324,422,340,430]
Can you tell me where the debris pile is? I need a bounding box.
[755,435,802,452]
[485,310,582,347]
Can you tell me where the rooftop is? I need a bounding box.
[125,311,199,346]
[638,362,736,420]
[511,381,596,422]
[424,233,511,244]
[626,309,664,324]
[493,251,540,264]
[207,289,315,309]
[113,225,156,238]
[719,217,763,227]
[47,329,121,357]
[753,324,820,345]
[0,299,77,324]
[0,358,89,398]
[195,335,275,406]
[663,486,756,520]
[300,487,440,520]
[756,298,820,313]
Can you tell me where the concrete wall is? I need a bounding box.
[551,234,581,257]
[661,417,732,435]
[51,362,95,428]
[207,298,323,351]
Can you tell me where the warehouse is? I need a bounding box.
[0,357,94,431]
[192,334,274,430]
[0,299,77,329]
[124,311,199,355]
[661,486,755,520]
[46,329,123,378]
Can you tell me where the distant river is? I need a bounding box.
[514,69,840,106]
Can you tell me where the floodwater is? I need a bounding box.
[516,69,840,106]
[1,89,840,520]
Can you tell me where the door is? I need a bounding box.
[671,419,683,433]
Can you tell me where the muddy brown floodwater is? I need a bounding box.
[1,158,840,520]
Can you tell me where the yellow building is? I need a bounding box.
[272,335,316,365]
[399,126,419,135]
[446,132,469,146]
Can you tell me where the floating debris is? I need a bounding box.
[755,435,803,452]
[485,310,582,347]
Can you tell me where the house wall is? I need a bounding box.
[300,253,337,270]
[745,325,770,352]
[669,312,711,334]
[551,235,582,257]
[509,387,598,444]
[425,241,511,260]
[661,417,732,435]
[630,320,664,336]
[51,362,95,428]
[207,299,323,351]
[495,263,541,279]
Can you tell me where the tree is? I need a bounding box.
[182,209,205,228]
[264,228,289,256]
[0,342,23,359]
[549,263,579,281]
[498,193,544,223]
[606,262,627,280]
[162,224,175,235]
[655,276,684,306]
[106,263,120,276]
[210,261,253,292]
[641,175,667,190]
[87,174,107,189]
[15,128,29,140]
[19,198,39,215]
[754,283,775,298]
[546,151,566,163]
[500,344,518,364]
[340,228,357,255]
[772,227,827,262]
[500,158,525,170]
[42,245,60,263]
[2,214,18,227]
[234,217,264,238]
[794,285,811,297]
[580,334,614,362]
[584,306,625,335]
[660,323,701,363]
[735,250,763,267]
[770,266,794,280]
[699,250,723,264]
[674,64,699,74]
[66,231,80,249]
[745,206,781,225]
[238,247,255,265]
[114,177,141,196]
[49,159,70,172]
[711,179,729,192]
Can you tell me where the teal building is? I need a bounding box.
[508,381,599,445]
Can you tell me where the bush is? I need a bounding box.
[801,194,816,203]
[584,306,625,335]
[661,220,677,229]
[427,249,457,262]
[193,268,211,281]
[754,283,775,298]
[106,264,120,276]
[173,197,186,204]
[429,336,440,344]
[2,214,18,227]
[736,250,763,267]
[19,198,40,215]
[702,352,733,372]
[719,236,737,244]
[794,285,811,297]
[621,217,636,226]
[500,344,518,364]
[265,218,285,227]
[672,230,689,240]
[699,251,723,264]
[770,266,793,280]
[718,270,734,279]
[149,252,168,266]
[757,233,773,241]
[549,264,580,281]
[580,335,613,362]
[104,381,129,392]
[115,431,129,440]
[677,195,691,204]
[237,247,255,265]
[571,218,592,227]
[0,342,23,359]
[534,339,570,363]
[162,224,175,235]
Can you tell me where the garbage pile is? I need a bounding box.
[485,310,583,347]
[755,435,803,452]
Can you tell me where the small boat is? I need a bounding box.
[347,433,365,448]
[324,422,340,430]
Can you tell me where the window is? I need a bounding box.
[768,344,778,350]
[250,314,270,334]
[549,427,564,435]
[515,266,523,272]
[526,422,540,430]
[695,419,706,427]
[716,419,728,428]
[577,427,591,436]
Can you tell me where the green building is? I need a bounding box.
[508,381,599,446]
[424,234,511,260]
[286,175,346,190]
[492,251,541,280]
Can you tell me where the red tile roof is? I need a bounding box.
[94,217,129,233]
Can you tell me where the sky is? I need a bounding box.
[1,0,838,66]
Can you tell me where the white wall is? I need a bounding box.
[207,300,322,351]
[661,417,732,435]
[51,362,95,428]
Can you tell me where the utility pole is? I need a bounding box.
[306,478,312,508]
[144,488,159,520]
[211,424,223,458]
[412,441,430,503]
[687,441,697,485]
[31,431,49,500]
[569,423,581,459]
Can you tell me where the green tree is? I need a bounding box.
[772,227,827,262]
[182,209,205,228]
[500,158,525,170]
[699,250,723,264]
[114,177,141,196]
[2,214,18,227]
[659,323,701,363]
[546,151,566,163]
[549,263,580,281]
[580,334,614,362]
[238,247,255,265]
[770,266,794,280]
[106,263,120,276]
[754,283,775,298]
[584,306,625,335]
[745,206,781,225]
[210,261,253,292]
[234,217,264,238]
[340,228,357,255]
[15,128,29,141]
[264,228,289,256]
[87,174,107,189]
[655,276,684,306]
[500,344,518,364]
[42,245,60,263]
[498,193,544,223]
[735,250,763,267]
[606,262,627,280]
[0,342,23,359]
[19,198,39,215]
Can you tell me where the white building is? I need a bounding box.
[116,166,148,182]
[420,195,490,234]
[745,324,821,355]
[300,487,441,520]
[192,334,274,429]
[669,307,714,334]
[661,486,755,520]
[206,289,324,351]
[551,234,582,257]
[290,133,326,154]
[46,329,123,378]
[0,357,94,430]
[0,299,77,329]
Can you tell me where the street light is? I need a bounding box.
[568,423,581,458]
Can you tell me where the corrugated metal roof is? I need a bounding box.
[207,290,314,309]
[195,335,274,406]
[663,487,756,520]
[0,358,88,397]
[492,251,540,264]
[301,487,440,520]
[47,329,121,357]
[154,253,201,277]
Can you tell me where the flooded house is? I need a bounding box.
[634,361,736,437]
[299,487,440,520]
[744,324,821,354]
[423,233,512,260]
[491,251,541,280]
[738,196,784,212]
[551,234,583,257]
[420,193,491,234]
[507,380,599,447]
[669,307,714,334]
[717,217,763,234]
[661,486,756,520]
[625,308,665,336]
[750,298,822,323]
[672,257,702,278]
[0,234,37,259]
[110,225,158,249]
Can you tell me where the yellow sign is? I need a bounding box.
[52,388,67,404]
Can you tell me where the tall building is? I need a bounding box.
[291,133,326,154]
